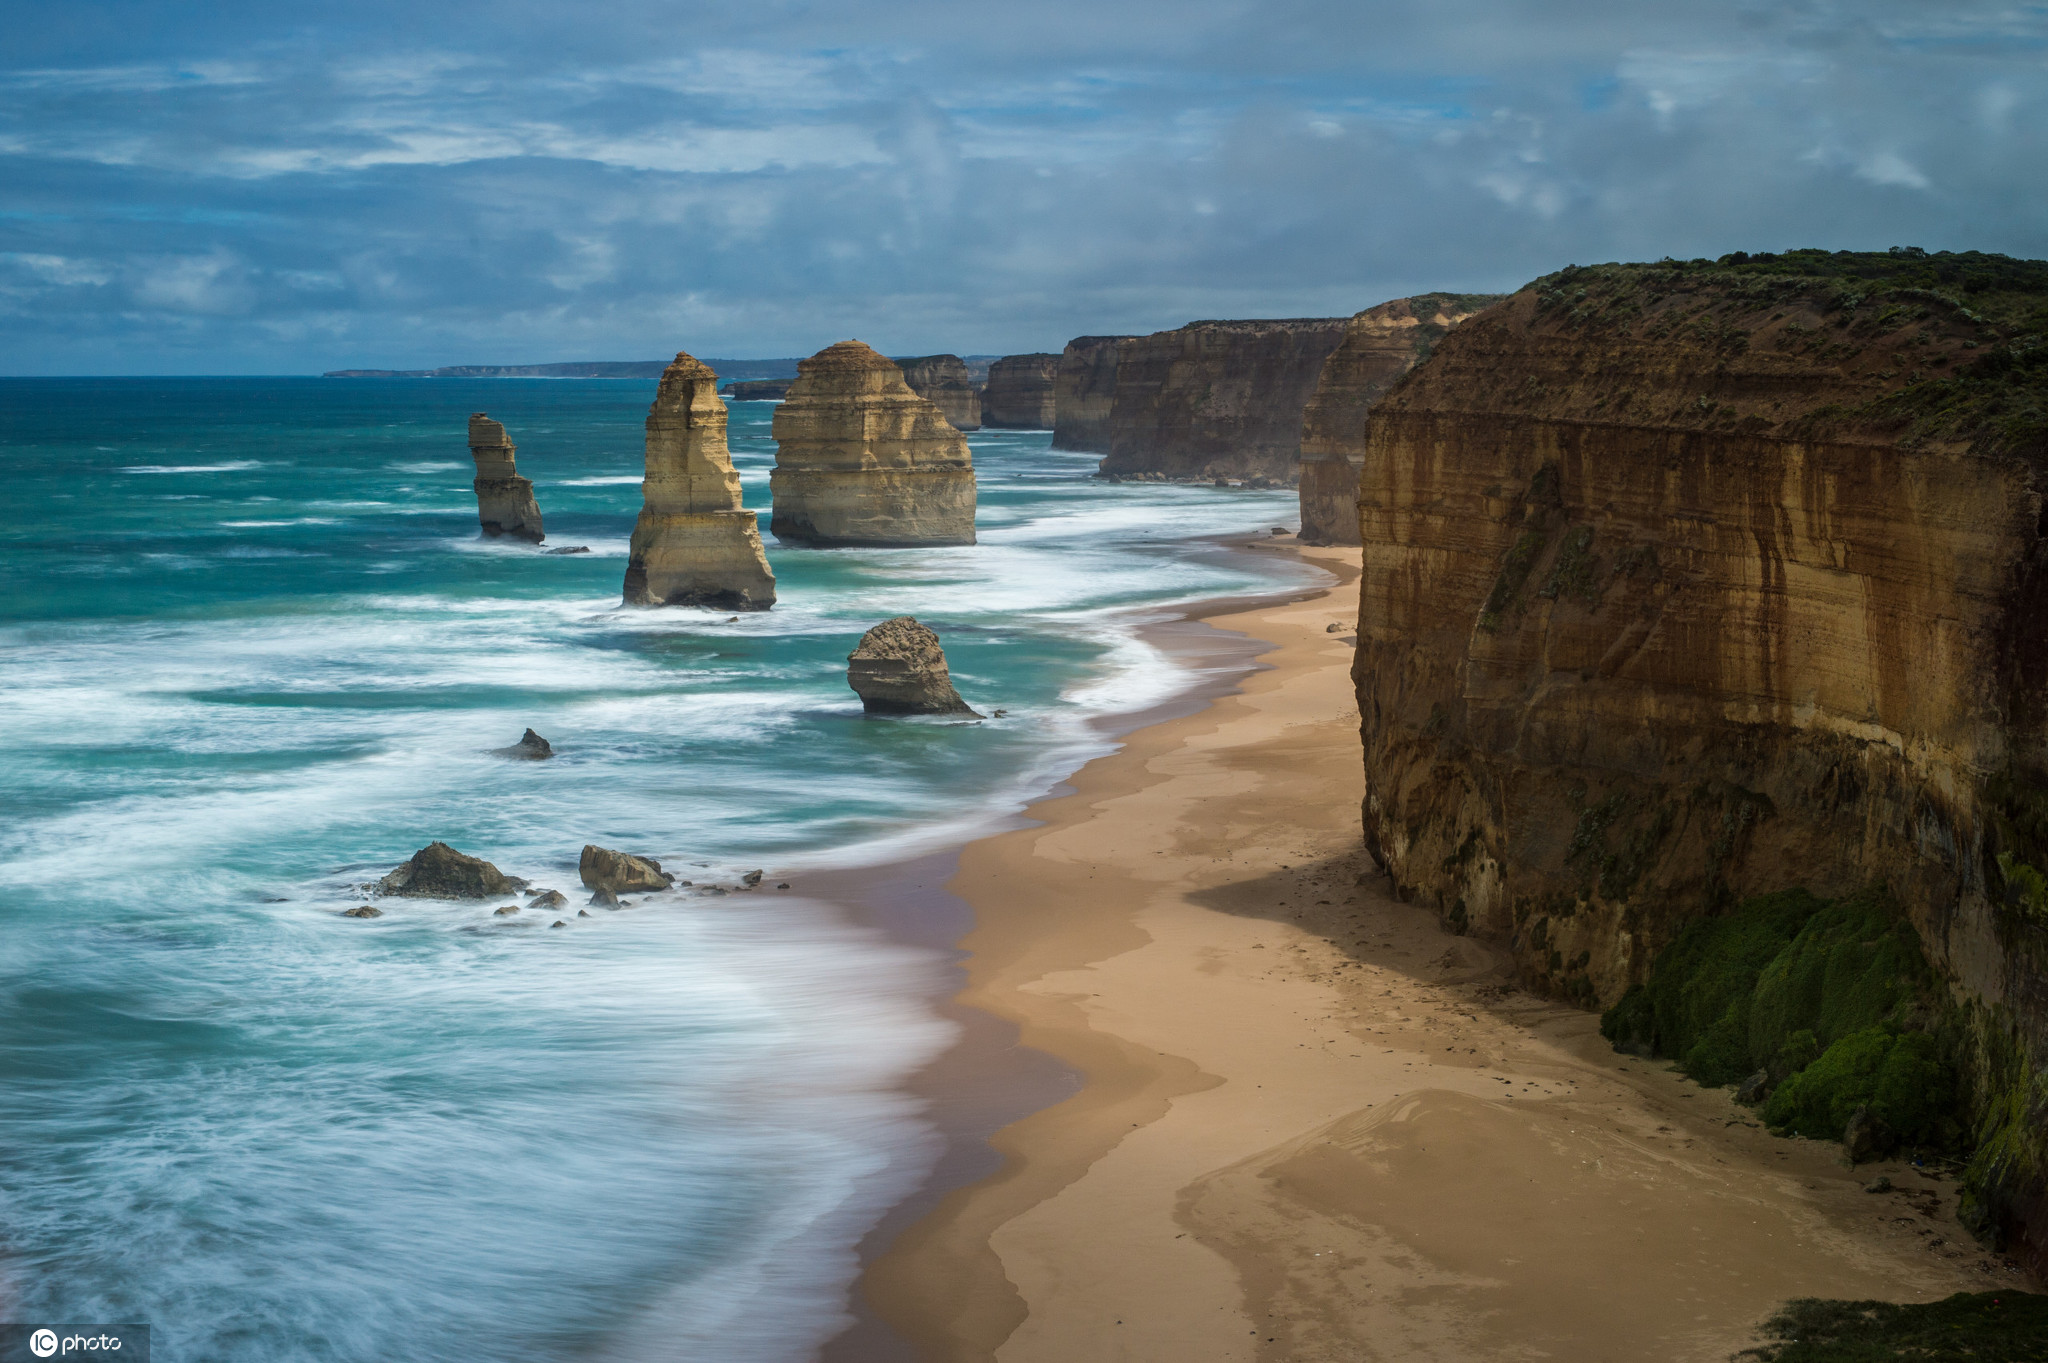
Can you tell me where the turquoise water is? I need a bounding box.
[0,377,1320,1362]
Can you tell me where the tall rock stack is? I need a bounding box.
[894,354,982,431]
[981,353,1060,428]
[769,340,977,547]
[1100,318,1349,484]
[1296,294,1504,544]
[1051,336,1132,452]
[622,352,776,609]
[467,414,544,541]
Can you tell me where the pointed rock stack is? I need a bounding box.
[623,352,777,610]
[468,414,544,541]
[770,340,976,547]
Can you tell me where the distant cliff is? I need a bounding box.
[1099,318,1349,484]
[982,353,1060,428]
[1051,336,1133,453]
[1350,248,2048,1266]
[893,355,982,431]
[1297,294,1503,543]
[324,359,803,381]
[723,380,792,401]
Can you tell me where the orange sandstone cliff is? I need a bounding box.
[1352,249,2048,1259]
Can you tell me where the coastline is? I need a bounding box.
[841,541,1998,1363]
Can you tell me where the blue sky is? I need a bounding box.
[3,0,2045,373]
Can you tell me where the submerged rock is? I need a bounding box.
[527,889,566,910]
[341,904,382,918]
[769,341,976,547]
[496,728,554,760]
[468,414,545,541]
[580,844,675,893]
[492,904,520,916]
[847,616,981,716]
[376,841,527,899]
[623,351,777,610]
[893,354,982,431]
[588,886,619,908]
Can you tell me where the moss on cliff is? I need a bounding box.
[1743,1292,2048,1362]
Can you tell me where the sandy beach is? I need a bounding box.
[851,539,1999,1363]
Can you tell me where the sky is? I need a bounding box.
[2,1,2045,374]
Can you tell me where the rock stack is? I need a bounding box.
[981,353,1060,428]
[769,341,976,547]
[1296,294,1503,544]
[468,414,544,541]
[623,352,777,610]
[1051,336,1132,452]
[893,354,982,430]
[847,617,980,715]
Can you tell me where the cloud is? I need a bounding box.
[0,0,2042,373]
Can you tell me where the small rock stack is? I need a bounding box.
[468,414,545,541]
[846,616,980,716]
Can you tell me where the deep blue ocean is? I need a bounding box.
[0,377,1320,1362]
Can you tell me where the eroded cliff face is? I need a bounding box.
[1297,294,1504,544]
[1353,253,2048,1262]
[894,354,982,431]
[623,352,776,610]
[468,414,544,541]
[770,340,976,547]
[1051,335,1132,452]
[1099,318,1350,484]
[982,353,1060,428]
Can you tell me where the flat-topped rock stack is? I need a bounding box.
[981,353,1060,428]
[847,616,980,716]
[622,352,777,610]
[1297,293,1503,543]
[893,354,982,431]
[769,340,976,547]
[467,414,544,541]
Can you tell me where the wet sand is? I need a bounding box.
[853,540,1996,1363]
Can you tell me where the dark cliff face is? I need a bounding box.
[1051,335,1133,452]
[893,354,982,431]
[1099,317,1349,484]
[1297,294,1506,544]
[1352,248,2048,1263]
[982,353,1060,428]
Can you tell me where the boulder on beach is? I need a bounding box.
[580,844,675,893]
[496,728,554,760]
[375,841,528,899]
[847,616,981,716]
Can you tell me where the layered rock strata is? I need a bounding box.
[769,341,976,547]
[1051,336,1133,452]
[468,414,544,540]
[893,354,982,431]
[1099,317,1350,483]
[981,353,1060,428]
[1297,294,1504,544]
[847,616,980,715]
[1349,250,2048,1261]
[623,352,776,610]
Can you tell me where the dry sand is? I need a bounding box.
[856,541,1997,1363]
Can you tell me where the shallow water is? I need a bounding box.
[0,377,1320,1362]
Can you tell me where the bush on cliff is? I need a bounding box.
[1761,1026,1957,1147]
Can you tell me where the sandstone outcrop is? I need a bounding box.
[894,354,982,431]
[847,616,980,715]
[1349,248,2048,1262]
[376,841,527,898]
[769,341,976,546]
[623,352,777,610]
[1051,336,1132,452]
[1297,294,1504,544]
[981,353,1060,428]
[468,415,544,541]
[579,844,674,893]
[1098,318,1350,483]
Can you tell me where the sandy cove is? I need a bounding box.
[853,541,1999,1363]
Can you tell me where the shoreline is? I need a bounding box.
[841,541,2000,1363]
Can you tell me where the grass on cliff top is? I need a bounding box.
[1743,1292,2048,1362]
[1528,246,2048,461]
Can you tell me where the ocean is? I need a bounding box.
[0,376,1323,1362]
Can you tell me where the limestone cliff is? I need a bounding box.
[1051,336,1132,452]
[1350,248,2048,1261]
[894,354,982,431]
[770,341,976,547]
[982,353,1060,428]
[1297,294,1504,544]
[468,414,544,541]
[623,352,776,610]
